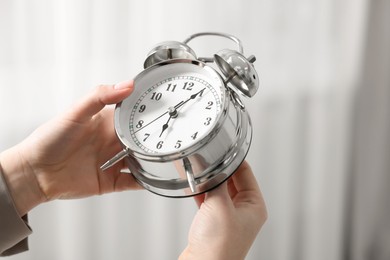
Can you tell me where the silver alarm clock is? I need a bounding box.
[101,32,259,197]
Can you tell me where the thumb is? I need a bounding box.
[204,181,232,208]
[66,80,134,122]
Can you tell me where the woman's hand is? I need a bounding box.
[180,161,267,260]
[0,80,140,215]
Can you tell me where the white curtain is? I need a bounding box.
[346,0,390,259]
[2,0,388,260]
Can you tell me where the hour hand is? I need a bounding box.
[159,124,169,137]
[159,107,178,137]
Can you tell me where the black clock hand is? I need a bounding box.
[159,88,205,137]
[173,88,206,110]
[159,122,169,137]
[159,107,178,137]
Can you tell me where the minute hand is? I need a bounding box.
[174,88,206,110]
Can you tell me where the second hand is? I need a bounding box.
[134,110,168,134]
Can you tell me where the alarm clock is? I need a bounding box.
[101,32,259,197]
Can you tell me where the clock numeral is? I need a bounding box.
[166,83,177,92]
[204,117,212,126]
[191,132,198,140]
[151,92,162,101]
[198,88,205,97]
[138,104,146,113]
[136,120,144,128]
[183,82,194,91]
[175,140,182,149]
[143,133,150,142]
[156,141,164,149]
[205,101,213,110]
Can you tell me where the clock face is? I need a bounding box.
[116,61,227,158]
[130,74,223,154]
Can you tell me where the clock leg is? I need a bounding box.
[100,149,128,171]
[183,158,197,193]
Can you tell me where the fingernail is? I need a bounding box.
[114,79,133,90]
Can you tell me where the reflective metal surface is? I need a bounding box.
[115,59,229,161]
[143,41,197,68]
[214,50,259,97]
[123,99,252,197]
[183,32,244,54]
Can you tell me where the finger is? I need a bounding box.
[231,161,261,194]
[193,193,206,208]
[67,80,134,122]
[204,181,232,207]
[227,178,238,198]
[114,172,144,191]
[231,161,266,212]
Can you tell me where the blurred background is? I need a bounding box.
[0,0,389,259]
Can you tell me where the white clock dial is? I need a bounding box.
[129,74,223,154]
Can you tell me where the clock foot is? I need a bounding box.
[183,158,197,193]
[100,149,128,171]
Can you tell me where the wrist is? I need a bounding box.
[0,145,46,216]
